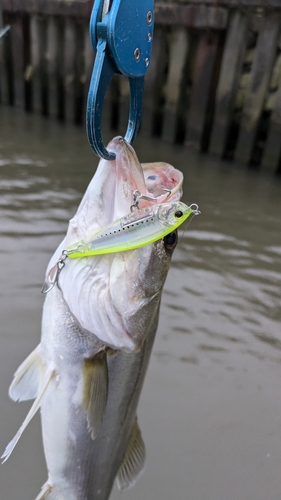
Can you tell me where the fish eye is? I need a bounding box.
[175,210,183,218]
[164,230,178,251]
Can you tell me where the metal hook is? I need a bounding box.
[130,188,171,211]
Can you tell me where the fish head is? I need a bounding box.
[46,137,183,352]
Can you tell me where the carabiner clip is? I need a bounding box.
[87,0,154,160]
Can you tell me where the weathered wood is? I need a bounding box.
[38,16,48,115]
[185,31,219,151]
[3,0,281,20]
[46,16,57,117]
[2,0,93,18]
[155,3,228,29]
[141,25,165,137]
[261,81,281,171]
[73,19,85,125]
[209,11,248,157]
[235,15,280,164]
[9,14,24,107]
[22,13,32,111]
[157,0,281,6]
[162,27,189,144]
[151,25,170,137]
[30,15,40,112]
[55,16,65,120]
[0,7,10,104]
[64,17,76,123]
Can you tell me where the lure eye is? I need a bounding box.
[175,210,183,218]
[164,230,178,251]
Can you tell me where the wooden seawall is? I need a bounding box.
[1,0,281,173]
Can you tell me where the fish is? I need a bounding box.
[2,136,196,500]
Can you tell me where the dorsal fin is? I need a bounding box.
[1,369,54,463]
[9,345,44,402]
[83,350,108,439]
[116,417,146,491]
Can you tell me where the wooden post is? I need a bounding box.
[209,11,248,157]
[235,15,280,164]
[30,15,40,112]
[47,16,57,118]
[261,80,281,172]
[151,25,170,137]
[141,25,165,138]
[185,30,219,151]
[64,17,76,123]
[0,0,7,103]
[73,19,85,125]
[55,16,65,121]
[162,27,189,144]
[9,14,25,107]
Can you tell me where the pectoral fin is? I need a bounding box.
[9,345,45,402]
[116,417,146,491]
[2,369,54,463]
[83,350,108,439]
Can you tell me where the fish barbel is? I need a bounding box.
[2,137,197,500]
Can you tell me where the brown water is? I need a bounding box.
[0,107,281,500]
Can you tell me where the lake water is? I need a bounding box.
[0,107,281,500]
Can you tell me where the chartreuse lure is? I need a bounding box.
[65,201,200,258]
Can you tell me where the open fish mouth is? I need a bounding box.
[44,137,184,352]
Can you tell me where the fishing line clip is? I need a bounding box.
[41,251,68,294]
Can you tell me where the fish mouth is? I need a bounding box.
[46,137,183,352]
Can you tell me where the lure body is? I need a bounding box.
[66,201,195,258]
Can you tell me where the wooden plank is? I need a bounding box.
[162,27,189,144]
[185,31,219,151]
[37,15,48,115]
[209,11,248,157]
[30,15,40,112]
[261,82,281,172]
[54,16,65,121]
[73,19,85,125]
[140,24,165,137]
[64,17,76,123]
[0,9,10,104]
[47,16,57,117]
[9,14,24,107]
[155,4,228,30]
[3,0,93,18]
[2,0,281,18]
[22,13,32,112]
[0,0,6,103]
[150,25,170,137]
[235,16,280,164]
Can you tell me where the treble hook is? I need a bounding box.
[87,0,154,160]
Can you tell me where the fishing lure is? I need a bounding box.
[65,201,200,258]
[42,201,200,293]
